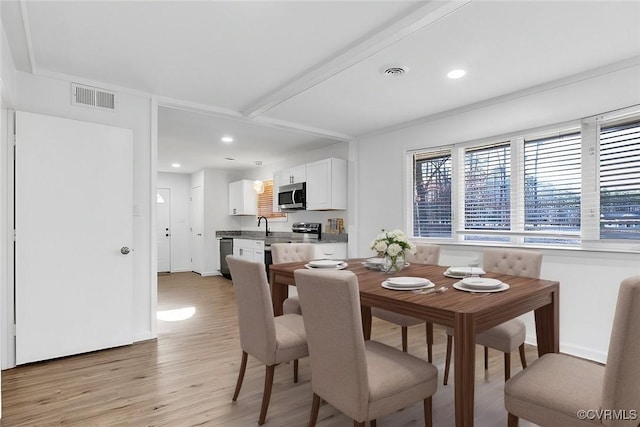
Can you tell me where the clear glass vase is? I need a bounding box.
[380,253,405,273]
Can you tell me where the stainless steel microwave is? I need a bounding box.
[278,182,306,211]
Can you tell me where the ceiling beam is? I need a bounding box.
[19,0,36,73]
[156,96,354,142]
[240,0,471,119]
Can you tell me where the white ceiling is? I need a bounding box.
[2,1,640,173]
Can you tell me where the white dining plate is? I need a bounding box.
[305,262,348,270]
[444,270,467,279]
[308,259,345,268]
[387,276,431,287]
[460,277,502,289]
[453,282,510,293]
[381,281,434,291]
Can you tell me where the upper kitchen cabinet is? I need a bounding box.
[228,180,257,215]
[280,164,306,185]
[306,158,347,210]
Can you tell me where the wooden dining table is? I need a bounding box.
[269,258,560,427]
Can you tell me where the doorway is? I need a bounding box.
[14,111,134,364]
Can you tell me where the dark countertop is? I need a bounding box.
[215,230,348,244]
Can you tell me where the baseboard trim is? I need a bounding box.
[525,334,607,364]
[200,271,221,277]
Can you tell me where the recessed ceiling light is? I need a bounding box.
[171,163,181,168]
[221,136,233,143]
[447,69,466,79]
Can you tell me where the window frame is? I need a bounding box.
[256,179,288,221]
[411,149,454,239]
[406,105,640,253]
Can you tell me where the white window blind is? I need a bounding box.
[599,118,640,239]
[413,150,452,238]
[257,179,286,220]
[407,105,640,251]
[524,131,581,244]
[464,143,510,241]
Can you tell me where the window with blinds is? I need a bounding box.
[599,118,640,240]
[524,132,581,244]
[408,105,640,249]
[413,150,452,237]
[257,179,287,220]
[464,143,510,241]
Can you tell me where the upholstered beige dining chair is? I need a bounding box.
[370,244,440,361]
[294,269,439,427]
[505,275,640,427]
[270,243,315,315]
[226,256,309,425]
[443,248,543,384]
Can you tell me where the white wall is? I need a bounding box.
[189,168,242,276]
[13,71,155,344]
[202,168,242,275]
[355,64,640,363]
[1,25,17,107]
[157,172,191,272]
[0,102,5,415]
[0,23,18,413]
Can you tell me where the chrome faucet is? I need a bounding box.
[258,216,270,237]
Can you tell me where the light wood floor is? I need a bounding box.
[1,272,538,426]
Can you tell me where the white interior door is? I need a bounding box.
[190,186,203,274]
[15,111,133,365]
[157,188,171,272]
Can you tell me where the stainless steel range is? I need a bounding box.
[291,222,322,241]
[264,222,322,279]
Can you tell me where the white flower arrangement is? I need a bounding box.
[370,229,416,271]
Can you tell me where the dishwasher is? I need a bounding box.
[219,238,233,279]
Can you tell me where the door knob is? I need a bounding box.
[165,233,170,237]
[121,246,131,255]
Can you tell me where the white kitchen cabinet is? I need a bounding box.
[233,239,265,262]
[306,158,347,210]
[280,164,306,186]
[313,243,347,260]
[228,180,257,215]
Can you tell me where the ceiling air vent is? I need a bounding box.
[71,83,116,110]
[383,67,407,76]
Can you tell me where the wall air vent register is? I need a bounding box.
[71,83,116,110]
